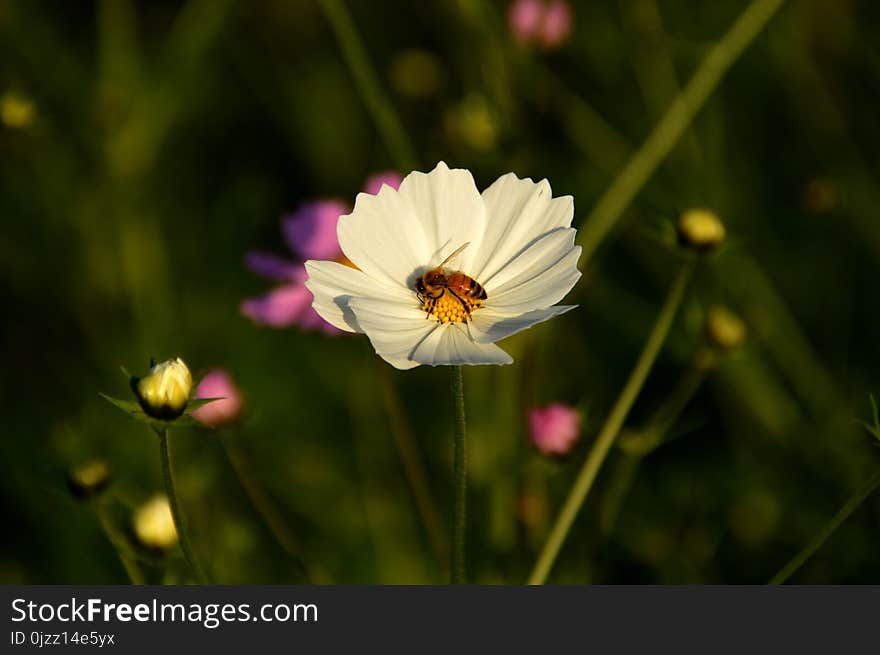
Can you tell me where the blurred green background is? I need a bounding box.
[2,0,880,584]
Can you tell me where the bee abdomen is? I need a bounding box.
[469,278,487,300]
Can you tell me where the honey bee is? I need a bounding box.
[415,242,488,320]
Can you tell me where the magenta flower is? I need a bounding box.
[507,0,572,48]
[242,172,402,332]
[192,369,243,427]
[529,403,580,456]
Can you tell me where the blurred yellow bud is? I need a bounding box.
[134,358,192,420]
[676,208,726,253]
[448,95,498,152]
[67,460,111,500]
[705,305,747,351]
[389,49,445,98]
[133,494,178,550]
[0,91,36,129]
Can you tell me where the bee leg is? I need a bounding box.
[423,296,436,319]
[447,289,472,317]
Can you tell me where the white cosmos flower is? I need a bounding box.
[304,162,581,370]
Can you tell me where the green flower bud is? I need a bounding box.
[67,460,111,500]
[132,358,193,420]
[676,208,726,253]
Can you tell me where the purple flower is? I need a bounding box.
[192,369,244,427]
[242,172,402,333]
[529,403,580,456]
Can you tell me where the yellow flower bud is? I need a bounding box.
[0,91,36,129]
[67,460,111,499]
[133,494,178,550]
[705,305,747,351]
[133,358,193,420]
[676,208,726,253]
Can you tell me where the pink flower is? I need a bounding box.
[242,172,402,332]
[508,0,543,43]
[529,403,580,456]
[507,0,572,48]
[192,369,243,427]
[363,170,404,196]
[539,0,572,48]
[283,200,348,261]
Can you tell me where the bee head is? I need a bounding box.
[415,278,426,296]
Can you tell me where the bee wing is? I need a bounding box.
[438,242,470,269]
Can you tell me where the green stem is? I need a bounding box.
[221,433,327,583]
[94,502,145,585]
[528,263,693,584]
[157,428,208,584]
[317,0,417,172]
[380,366,449,565]
[599,352,709,536]
[769,468,880,585]
[578,0,784,261]
[450,365,467,584]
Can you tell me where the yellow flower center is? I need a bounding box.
[424,290,479,324]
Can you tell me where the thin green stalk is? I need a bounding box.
[769,468,880,585]
[318,0,417,172]
[157,428,208,584]
[578,0,784,261]
[528,263,693,584]
[380,366,449,565]
[450,365,467,584]
[600,353,709,535]
[221,433,327,583]
[94,502,145,585]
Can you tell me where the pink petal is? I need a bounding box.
[539,0,572,48]
[192,369,243,426]
[528,403,580,456]
[282,200,348,261]
[240,284,313,327]
[508,0,544,43]
[363,170,403,195]
[244,251,301,281]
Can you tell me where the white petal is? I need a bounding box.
[348,297,437,370]
[337,183,430,290]
[468,306,577,343]
[488,245,582,315]
[410,322,513,366]
[483,227,578,293]
[304,260,409,333]
[396,162,486,272]
[471,173,574,283]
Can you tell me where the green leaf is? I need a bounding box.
[99,393,150,422]
[186,397,224,411]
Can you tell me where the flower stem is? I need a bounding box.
[380,365,449,566]
[317,0,417,172]
[769,468,880,585]
[94,502,145,585]
[450,365,467,584]
[599,354,709,536]
[157,428,208,584]
[221,432,327,583]
[528,262,693,584]
[578,0,784,261]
